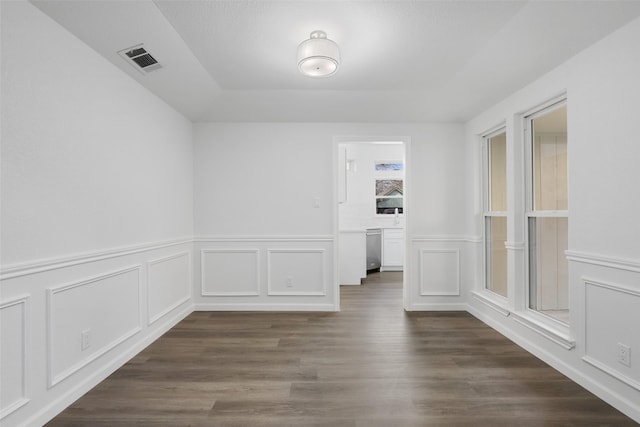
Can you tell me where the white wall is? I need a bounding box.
[194,123,467,236]
[194,123,332,236]
[1,8,193,266]
[193,123,470,310]
[0,2,194,425]
[465,16,640,423]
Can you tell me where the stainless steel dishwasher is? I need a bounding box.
[366,228,382,272]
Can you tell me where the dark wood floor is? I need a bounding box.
[47,272,636,426]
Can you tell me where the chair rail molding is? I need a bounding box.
[1,238,192,280]
[195,235,334,243]
[565,250,640,273]
[411,235,482,243]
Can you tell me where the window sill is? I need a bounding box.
[471,291,575,350]
[471,290,509,317]
[510,310,575,350]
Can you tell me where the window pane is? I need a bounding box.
[375,180,403,196]
[375,180,403,215]
[376,198,403,214]
[485,216,507,297]
[528,217,569,323]
[532,106,567,211]
[489,132,507,212]
[375,162,403,171]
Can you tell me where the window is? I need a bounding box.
[484,130,507,297]
[375,162,403,171]
[375,179,403,214]
[526,102,568,323]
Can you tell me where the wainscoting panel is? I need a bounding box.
[0,296,29,419]
[419,248,460,296]
[147,252,191,325]
[193,237,335,310]
[583,278,640,391]
[405,236,478,311]
[267,249,326,296]
[47,266,142,387]
[201,249,260,296]
[0,239,193,427]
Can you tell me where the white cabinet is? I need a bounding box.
[339,230,367,285]
[382,228,404,271]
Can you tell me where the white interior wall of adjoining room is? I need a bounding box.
[0,2,195,426]
[338,142,405,230]
[192,122,472,312]
[465,16,640,423]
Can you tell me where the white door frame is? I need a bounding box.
[333,135,411,311]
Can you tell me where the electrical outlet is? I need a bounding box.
[286,276,293,288]
[81,329,91,351]
[618,343,630,367]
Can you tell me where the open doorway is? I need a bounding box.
[335,138,408,310]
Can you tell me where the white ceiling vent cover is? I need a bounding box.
[118,44,162,74]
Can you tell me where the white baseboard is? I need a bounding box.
[404,302,469,311]
[194,303,338,312]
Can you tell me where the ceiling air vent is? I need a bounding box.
[118,44,162,74]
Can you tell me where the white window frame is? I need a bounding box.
[375,160,404,218]
[482,127,508,299]
[523,97,570,331]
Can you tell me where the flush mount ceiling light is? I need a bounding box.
[297,30,340,77]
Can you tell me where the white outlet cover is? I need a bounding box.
[618,343,631,367]
[81,329,91,351]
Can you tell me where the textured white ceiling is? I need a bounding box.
[30,0,640,122]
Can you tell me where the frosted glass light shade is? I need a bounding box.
[297,31,340,77]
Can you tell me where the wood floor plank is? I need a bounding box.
[46,272,637,426]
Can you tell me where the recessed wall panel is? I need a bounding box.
[268,249,325,295]
[0,297,29,419]
[148,252,191,325]
[584,279,640,390]
[47,266,141,387]
[201,249,259,296]
[419,249,460,296]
